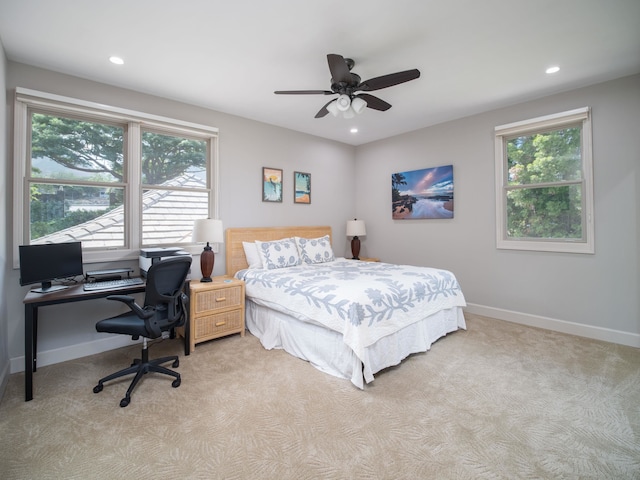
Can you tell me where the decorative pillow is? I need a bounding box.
[242,242,263,269]
[255,237,301,270]
[295,235,335,265]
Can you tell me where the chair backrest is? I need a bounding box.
[143,256,192,336]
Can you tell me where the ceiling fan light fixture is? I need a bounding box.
[336,94,351,112]
[351,96,367,114]
[274,54,420,119]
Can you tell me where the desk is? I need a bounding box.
[22,281,190,402]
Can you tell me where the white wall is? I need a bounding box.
[355,74,640,346]
[4,62,356,372]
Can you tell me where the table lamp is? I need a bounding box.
[192,218,224,282]
[346,219,366,260]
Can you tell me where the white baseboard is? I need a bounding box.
[10,336,141,374]
[465,303,640,348]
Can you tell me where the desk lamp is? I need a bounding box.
[192,218,224,282]
[346,219,366,260]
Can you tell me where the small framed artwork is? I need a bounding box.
[294,171,311,204]
[262,167,283,203]
[392,164,454,219]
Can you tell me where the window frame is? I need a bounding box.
[494,107,594,254]
[13,87,219,268]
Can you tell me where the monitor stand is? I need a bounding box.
[32,281,69,294]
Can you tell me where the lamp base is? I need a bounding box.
[200,243,214,282]
[351,236,361,261]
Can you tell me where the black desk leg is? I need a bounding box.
[33,308,38,372]
[24,304,36,402]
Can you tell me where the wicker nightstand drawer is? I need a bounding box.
[193,285,242,314]
[195,309,244,339]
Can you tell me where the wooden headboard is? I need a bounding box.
[225,226,332,277]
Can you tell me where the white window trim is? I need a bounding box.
[12,87,220,268]
[494,107,594,254]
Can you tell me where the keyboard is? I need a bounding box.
[83,277,144,291]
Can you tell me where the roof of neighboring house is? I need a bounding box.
[35,173,207,248]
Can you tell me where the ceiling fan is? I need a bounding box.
[274,54,421,119]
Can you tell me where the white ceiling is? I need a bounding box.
[1,0,639,146]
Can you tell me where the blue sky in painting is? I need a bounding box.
[396,165,453,197]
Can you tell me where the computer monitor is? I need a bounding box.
[19,241,84,293]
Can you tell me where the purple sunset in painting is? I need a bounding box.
[392,165,454,219]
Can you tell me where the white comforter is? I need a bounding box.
[236,259,467,363]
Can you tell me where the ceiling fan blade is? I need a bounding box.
[314,99,335,118]
[356,94,391,111]
[358,69,421,91]
[274,90,334,95]
[327,54,352,84]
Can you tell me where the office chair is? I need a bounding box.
[93,256,191,407]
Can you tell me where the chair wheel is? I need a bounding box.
[120,397,130,408]
[93,384,103,394]
[172,378,181,388]
[172,359,179,368]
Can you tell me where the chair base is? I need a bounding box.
[93,340,181,407]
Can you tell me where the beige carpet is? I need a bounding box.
[1,314,639,480]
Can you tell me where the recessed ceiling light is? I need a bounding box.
[350,128,358,133]
[546,66,560,74]
[109,56,124,65]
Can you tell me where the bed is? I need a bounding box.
[226,226,467,388]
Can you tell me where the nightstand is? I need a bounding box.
[349,257,379,262]
[185,276,245,353]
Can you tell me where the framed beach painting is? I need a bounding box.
[262,167,283,203]
[392,165,454,219]
[294,171,311,204]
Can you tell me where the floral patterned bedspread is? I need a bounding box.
[236,259,466,360]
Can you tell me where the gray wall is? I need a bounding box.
[2,60,638,381]
[3,62,356,371]
[355,74,640,344]
[0,39,9,396]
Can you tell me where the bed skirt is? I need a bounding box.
[245,299,466,389]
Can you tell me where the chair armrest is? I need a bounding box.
[107,295,154,319]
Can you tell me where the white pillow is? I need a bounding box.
[242,241,263,269]
[255,237,301,270]
[295,235,335,265]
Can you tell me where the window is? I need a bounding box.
[13,88,218,266]
[494,107,594,254]
[140,129,209,245]
[28,112,126,247]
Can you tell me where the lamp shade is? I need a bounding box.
[342,107,355,119]
[336,94,351,112]
[192,218,224,244]
[346,219,366,237]
[326,100,340,117]
[351,96,367,114]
